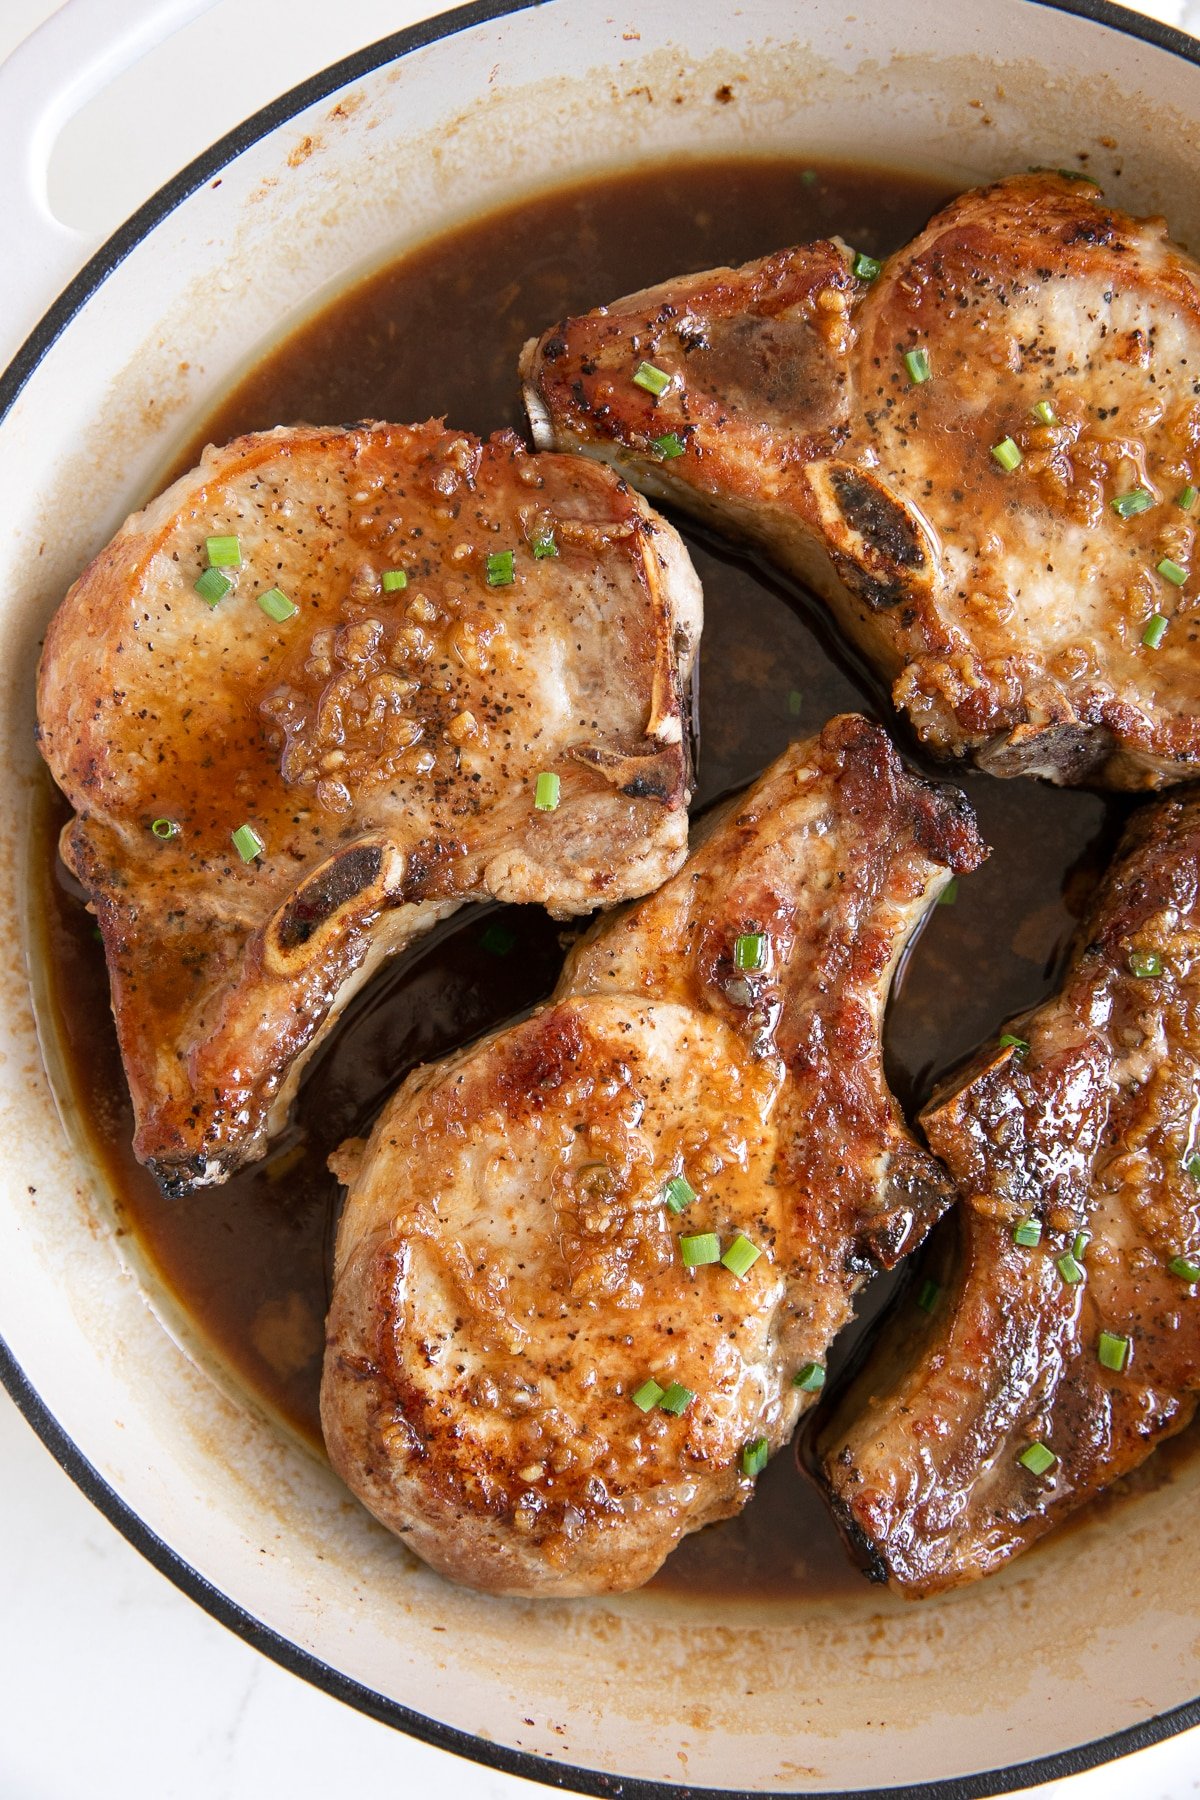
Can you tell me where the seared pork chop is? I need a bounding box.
[813,788,1200,1595]
[37,423,702,1194]
[320,716,984,1595]
[522,172,1200,788]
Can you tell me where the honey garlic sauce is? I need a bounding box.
[41,156,1171,1602]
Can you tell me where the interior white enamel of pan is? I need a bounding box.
[3,0,1200,1792]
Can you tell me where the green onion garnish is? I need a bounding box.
[1072,1231,1090,1261]
[1187,1154,1200,1180]
[486,549,515,587]
[793,1361,826,1393]
[1110,487,1154,518]
[651,432,686,460]
[659,1381,695,1416]
[1057,1251,1084,1285]
[381,568,408,592]
[741,1437,770,1477]
[917,1279,940,1314]
[991,437,1023,472]
[1128,950,1163,978]
[1157,556,1188,586]
[787,689,803,717]
[1013,1217,1042,1248]
[852,251,882,281]
[150,818,179,840]
[531,529,558,559]
[205,534,242,568]
[999,1033,1030,1055]
[232,823,265,863]
[1097,1330,1130,1372]
[534,771,561,812]
[939,879,958,906]
[1031,400,1057,425]
[633,360,671,397]
[680,1232,722,1267]
[1169,1254,1200,1281]
[722,1234,762,1277]
[480,922,516,956]
[194,567,232,606]
[1178,485,1198,512]
[662,1174,697,1215]
[1142,613,1169,649]
[632,1377,665,1412]
[734,932,767,972]
[258,586,297,622]
[1019,1441,1057,1475]
[903,348,931,384]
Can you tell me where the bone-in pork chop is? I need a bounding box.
[521,172,1200,788]
[36,422,702,1194]
[813,788,1200,1595]
[320,716,984,1595]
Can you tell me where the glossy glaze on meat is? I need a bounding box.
[320,717,984,1595]
[522,172,1200,788]
[36,423,702,1194]
[813,789,1200,1595]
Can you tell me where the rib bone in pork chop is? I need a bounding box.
[36,423,702,1194]
[522,172,1200,788]
[813,788,1200,1595]
[320,716,984,1596]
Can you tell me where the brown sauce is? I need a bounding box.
[38,156,1148,1600]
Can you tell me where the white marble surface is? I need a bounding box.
[4,2,1200,1796]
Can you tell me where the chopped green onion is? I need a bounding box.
[734,932,767,972]
[741,1437,770,1477]
[1169,1254,1200,1282]
[800,169,818,186]
[205,534,242,568]
[1055,168,1102,186]
[232,823,265,863]
[1013,1217,1042,1248]
[721,1234,762,1277]
[381,568,408,592]
[680,1232,722,1267]
[999,1032,1030,1055]
[534,771,561,812]
[531,529,558,559]
[1142,613,1169,649]
[662,1174,697,1215]
[633,360,672,397]
[991,437,1023,472]
[1097,1330,1130,1372]
[651,432,686,460]
[194,567,232,606]
[1187,1154,1200,1180]
[480,922,516,956]
[1178,485,1198,512]
[793,1361,826,1393]
[1057,1251,1084,1286]
[1110,487,1154,518]
[917,1279,941,1314]
[852,251,882,281]
[787,689,803,717]
[939,879,958,907]
[659,1381,695,1416]
[486,549,515,587]
[1019,1441,1057,1475]
[903,347,931,384]
[1072,1231,1091,1262]
[1031,400,1057,425]
[1157,556,1188,586]
[1128,950,1163,979]
[150,817,179,840]
[258,586,297,622]
[631,1377,665,1412]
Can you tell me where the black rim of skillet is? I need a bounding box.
[2,0,1199,1792]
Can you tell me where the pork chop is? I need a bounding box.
[320,715,984,1595]
[36,422,702,1194]
[521,172,1200,788]
[812,788,1200,1595]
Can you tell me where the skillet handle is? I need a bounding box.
[0,0,217,368]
